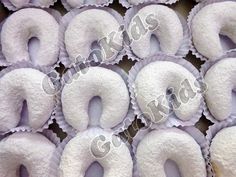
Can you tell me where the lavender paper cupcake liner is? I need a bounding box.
[54,63,135,136]
[200,51,236,124]
[54,127,133,177]
[123,3,191,61]
[46,129,63,177]
[1,0,57,11]
[187,0,236,61]
[0,8,62,68]
[206,118,236,177]
[61,0,113,11]
[128,53,204,129]
[119,0,179,8]
[59,6,125,68]
[206,118,236,145]
[0,61,60,135]
[52,132,72,177]
[132,126,211,177]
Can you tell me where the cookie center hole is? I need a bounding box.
[219,34,236,52]
[28,37,40,64]
[85,162,104,177]
[19,165,29,177]
[150,34,161,56]
[19,100,29,126]
[88,96,103,127]
[164,159,181,177]
[91,41,101,51]
[166,88,175,112]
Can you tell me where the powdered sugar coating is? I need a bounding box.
[61,67,130,131]
[127,0,172,5]
[123,0,179,6]
[128,5,183,59]
[204,58,236,121]
[210,126,236,177]
[9,0,29,8]
[191,1,236,60]
[136,128,206,177]
[65,9,123,63]
[65,0,110,8]
[9,0,55,8]
[134,61,201,123]
[0,68,55,132]
[0,132,56,177]
[1,8,59,66]
[59,128,133,177]
[65,0,84,7]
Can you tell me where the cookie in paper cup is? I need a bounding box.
[124,3,191,61]
[119,0,179,8]
[201,51,236,124]
[59,7,125,68]
[0,62,60,135]
[128,54,205,128]
[57,127,133,177]
[0,8,61,67]
[206,118,236,177]
[188,0,236,61]
[0,129,60,177]
[61,0,113,11]
[55,62,135,135]
[1,0,57,11]
[132,126,210,177]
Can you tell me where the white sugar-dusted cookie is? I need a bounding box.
[127,0,177,6]
[127,0,144,5]
[191,1,236,60]
[0,68,55,132]
[65,0,110,8]
[9,0,55,8]
[65,9,123,63]
[62,67,129,131]
[64,0,84,7]
[0,132,56,177]
[9,0,29,8]
[59,128,133,177]
[210,126,236,177]
[134,61,201,123]
[1,8,59,66]
[128,5,183,58]
[204,58,236,121]
[136,128,206,177]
